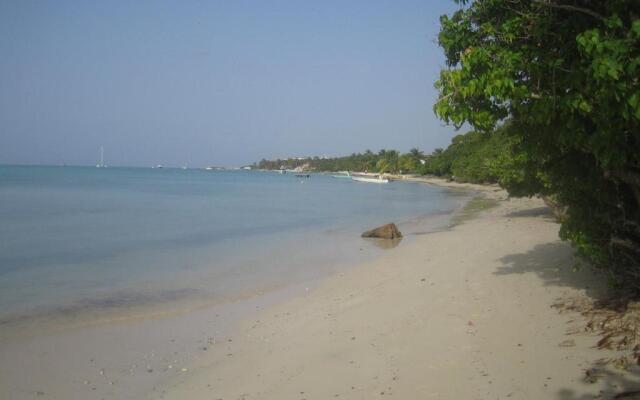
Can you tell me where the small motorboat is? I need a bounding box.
[351,175,389,184]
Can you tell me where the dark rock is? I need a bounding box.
[361,223,402,239]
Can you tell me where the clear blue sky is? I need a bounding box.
[0,0,461,167]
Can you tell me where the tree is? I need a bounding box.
[435,1,640,288]
[399,153,417,173]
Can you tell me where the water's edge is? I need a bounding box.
[0,180,476,400]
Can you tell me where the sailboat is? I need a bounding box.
[96,146,106,168]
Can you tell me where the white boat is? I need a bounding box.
[352,175,389,184]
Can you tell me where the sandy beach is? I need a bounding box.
[152,183,640,400]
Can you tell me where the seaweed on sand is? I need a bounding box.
[552,296,640,368]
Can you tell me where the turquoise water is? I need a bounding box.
[0,166,470,324]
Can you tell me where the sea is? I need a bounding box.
[0,165,472,328]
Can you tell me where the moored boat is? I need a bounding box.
[351,175,389,184]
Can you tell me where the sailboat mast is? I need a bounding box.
[97,145,105,168]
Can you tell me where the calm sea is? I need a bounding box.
[0,166,471,325]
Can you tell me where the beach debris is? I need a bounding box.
[361,223,402,240]
[583,368,604,383]
[558,339,576,347]
[181,368,188,372]
[614,390,640,399]
[553,295,640,367]
[611,356,632,370]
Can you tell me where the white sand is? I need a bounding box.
[153,187,640,399]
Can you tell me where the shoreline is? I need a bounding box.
[153,183,640,399]
[0,178,471,400]
[0,184,466,341]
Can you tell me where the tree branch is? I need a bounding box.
[434,92,455,105]
[611,236,640,255]
[533,1,605,21]
[609,169,640,209]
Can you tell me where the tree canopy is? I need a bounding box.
[435,1,640,288]
[253,148,425,175]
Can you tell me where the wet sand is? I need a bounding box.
[152,186,640,400]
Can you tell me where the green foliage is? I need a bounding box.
[420,125,516,185]
[253,148,424,175]
[435,1,640,288]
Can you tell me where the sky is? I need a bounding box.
[0,0,462,167]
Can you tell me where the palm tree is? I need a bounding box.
[409,147,423,161]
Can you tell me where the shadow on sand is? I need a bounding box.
[495,242,640,399]
[361,237,402,250]
[495,242,608,300]
[557,369,640,400]
[505,206,556,219]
